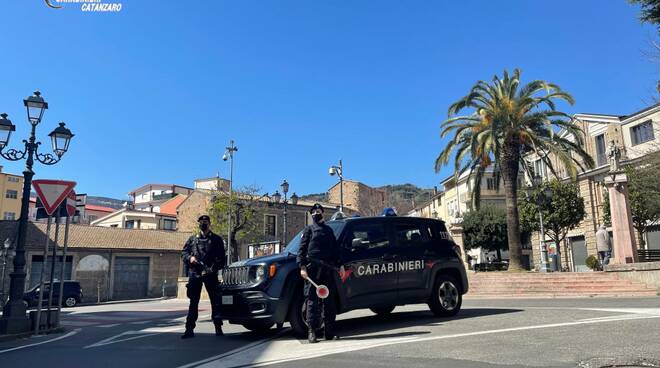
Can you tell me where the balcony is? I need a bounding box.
[152,192,176,201]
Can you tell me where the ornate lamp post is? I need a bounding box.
[1,238,13,306]
[329,160,344,212]
[524,176,552,273]
[280,180,289,244]
[222,140,238,263]
[0,91,74,334]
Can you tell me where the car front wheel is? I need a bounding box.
[428,275,462,317]
[288,291,307,338]
[64,296,78,308]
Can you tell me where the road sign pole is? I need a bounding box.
[56,215,71,321]
[34,215,52,335]
[46,215,60,328]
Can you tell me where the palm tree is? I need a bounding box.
[435,69,594,271]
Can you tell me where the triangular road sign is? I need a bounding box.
[65,190,77,217]
[33,179,76,216]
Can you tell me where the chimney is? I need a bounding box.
[0,165,3,173]
[433,186,438,195]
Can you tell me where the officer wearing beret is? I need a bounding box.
[297,203,342,343]
[181,215,226,339]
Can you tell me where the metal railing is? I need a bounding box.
[637,249,660,262]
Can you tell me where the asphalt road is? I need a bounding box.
[1,296,659,368]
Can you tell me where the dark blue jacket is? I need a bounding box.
[297,222,340,267]
[182,232,226,278]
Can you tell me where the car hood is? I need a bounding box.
[229,252,293,267]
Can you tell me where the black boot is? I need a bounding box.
[324,329,339,340]
[181,330,195,339]
[308,329,318,344]
[215,324,224,337]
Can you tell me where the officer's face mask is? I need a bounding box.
[312,212,323,223]
[199,222,210,232]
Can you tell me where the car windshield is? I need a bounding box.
[284,221,345,255]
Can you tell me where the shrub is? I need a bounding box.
[585,255,600,270]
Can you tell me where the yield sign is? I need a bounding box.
[65,190,77,217]
[32,179,76,216]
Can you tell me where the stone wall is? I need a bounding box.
[605,261,660,290]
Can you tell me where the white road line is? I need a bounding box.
[188,313,660,368]
[0,329,81,354]
[129,320,153,325]
[84,325,184,349]
[96,324,120,328]
[176,329,291,368]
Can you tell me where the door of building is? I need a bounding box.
[113,256,149,300]
[570,236,589,272]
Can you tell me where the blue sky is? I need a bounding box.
[0,1,656,200]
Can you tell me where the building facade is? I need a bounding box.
[0,221,191,302]
[526,103,660,271]
[177,189,350,260]
[129,184,194,212]
[90,208,178,231]
[0,167,24,221]
[327,180,387,216]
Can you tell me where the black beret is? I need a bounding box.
[198,215,210,222]
[309,203,324,213]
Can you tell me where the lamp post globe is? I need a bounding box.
[23,91,48,125]
[0,114,16,149]
[48,122,74,158]
[272,190,281,203]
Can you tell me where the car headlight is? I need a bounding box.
[255,265,266,280]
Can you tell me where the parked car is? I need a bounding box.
[24,280,83,308]
[219,214,468,337]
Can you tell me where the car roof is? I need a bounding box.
[328,216,446,224]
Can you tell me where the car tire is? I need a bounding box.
[64,296,78,308]
[242,321,274,334]
[428,274,462,317]
[370,306,395,316]
[288,291,307,338]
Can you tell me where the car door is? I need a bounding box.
[340,219,397,309]
[393,220,431,301]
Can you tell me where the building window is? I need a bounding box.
[87,215,98,223]
[631,120,654,145]
[533,159,547,179]
[3,212,16,220]
[5,189,18,199]
[163,219,176,231]
[595,134,607,167]
[486,178,496,191]
[7,176,19,183]
[110,224,118,228]
[265,215,277,237]
[125,220,135,229]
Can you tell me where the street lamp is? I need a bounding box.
[0,91,74,334]
[280,180,289,244]
[290,193,299,205]
[1,238,12,306]
[329,159,344,212]
[524,176,552,273]
[222,140,238,264]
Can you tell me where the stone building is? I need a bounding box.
[0,221,191,303]
[525,103,660,271]
[327,180,387,216]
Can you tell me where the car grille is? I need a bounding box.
[221,266,251,286]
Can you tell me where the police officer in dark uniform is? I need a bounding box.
[181,215,226,339]
[297,203,342,343]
